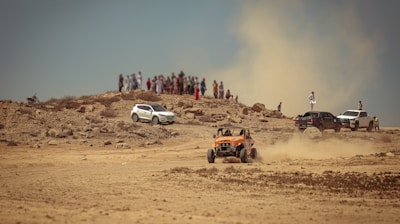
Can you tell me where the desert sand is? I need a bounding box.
[0,91,399,224]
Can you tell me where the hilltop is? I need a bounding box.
[0,90,289,148]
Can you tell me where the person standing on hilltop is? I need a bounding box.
[219,81,224,99]
[125,75,130,92]
[212,80,218,99]
[156,76,162,96]
[137,71,142,89]
[200,78,207,96]
[118,74,124,92]
[277,102,282,112]
[146,78,151,90]
[358,100,363,110]
[195,82,200,100]
[308,91,316,111]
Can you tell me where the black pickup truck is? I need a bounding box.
[294,111,341,132]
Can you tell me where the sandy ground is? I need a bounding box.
[1,123,400,224]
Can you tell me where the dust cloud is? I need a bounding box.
[258,132,375,162]
[205,1,381,117]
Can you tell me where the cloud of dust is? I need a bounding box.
[258,132,376,162]
[205,1,381,117]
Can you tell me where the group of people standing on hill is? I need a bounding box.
[118,71,238,101]
[212,80,238,103]
[118,72,143,92]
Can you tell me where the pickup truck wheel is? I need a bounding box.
[353,122,359,131]
[207,149,215,163]
[240,149,248,163]
[132,114,139,122]
[367,121,373,132]
[318,124,324,132]
[334,124,341,132]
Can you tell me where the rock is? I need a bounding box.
[76,106,86,113]
[242,108,249,115]
[48,129,58,137]
[184,108,204,116]
[47,140,59,145]
[259,118,269,123]
[185,113,195,119]
[251,103,266,112]
[115,142,130,149]
[386,152,395,157]
[87,105,95,112]
[104,140,112,145]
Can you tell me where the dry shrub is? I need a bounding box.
[95,96,120,107]
[136,91,161,102]
[17,108,32,115]
[170,167,192,174]
[121,92,136,101]
[381,135,392,143]
[100,109,117,118]
[45,96,80,111]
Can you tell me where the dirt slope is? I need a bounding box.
[0,90,399,224]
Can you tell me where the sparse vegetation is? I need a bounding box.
[381,134,392,143]
[94,96,120,107]
[100,108,117,118]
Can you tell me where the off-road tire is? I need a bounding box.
[250,148,257,159]
[367,121,373,132]
[334,124,341,132]
[207,149,215,163]
[152,116,159,125]
[319,124,324,132]
[352,122,359,131]
[240,149,248,163]
[132,114,139,122]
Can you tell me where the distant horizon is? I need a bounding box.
[1,0,399,127]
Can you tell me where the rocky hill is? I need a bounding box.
[0,90,290,148]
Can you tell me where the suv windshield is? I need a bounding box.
[151,104,167,112]
[343,111,359,116]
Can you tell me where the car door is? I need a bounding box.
[359,112,368,127]
[323,112,335,129]
[138,105,152,121]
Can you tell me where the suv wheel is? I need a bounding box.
[207,149,215,163]
[240,149,248,163]
[152,116,159,125]
[132,114,139,122]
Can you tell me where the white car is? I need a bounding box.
[130,104,175,124]
[337,110,374,131]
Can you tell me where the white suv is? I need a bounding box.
[130,104,175,124]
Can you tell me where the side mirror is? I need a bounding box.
[212,134,216,138]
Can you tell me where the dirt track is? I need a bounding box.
[1,123,399,224]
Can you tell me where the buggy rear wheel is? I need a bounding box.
[250,148,257,159]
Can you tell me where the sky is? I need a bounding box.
[1,0,399,127]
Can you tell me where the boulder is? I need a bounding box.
[251,103,266,112]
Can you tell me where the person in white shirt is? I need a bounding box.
[308,91,316,111]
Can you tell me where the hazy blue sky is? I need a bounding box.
[1,0,399,126]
